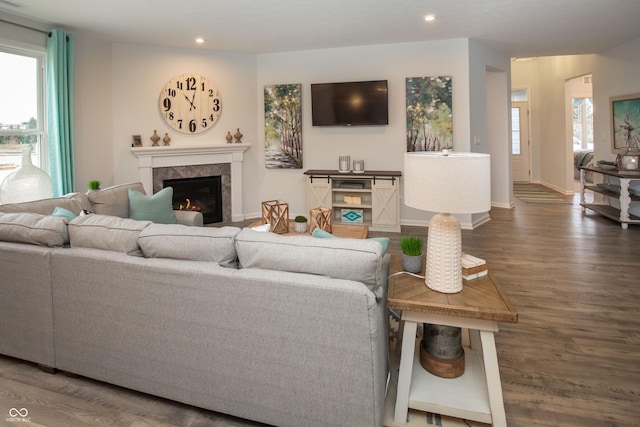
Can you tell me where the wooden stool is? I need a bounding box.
[261,200,289,234]
[310,206,332,233]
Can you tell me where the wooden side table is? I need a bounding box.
[388,254,518,426]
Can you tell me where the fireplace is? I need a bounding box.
[164,176,222,224]
[130,144,249,223]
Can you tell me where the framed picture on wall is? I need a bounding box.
[132,134,143,147]
[405,76,453,152]
[610,93,640,153]
[264,83,302,169]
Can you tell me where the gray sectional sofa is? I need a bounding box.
[0,183,390,427]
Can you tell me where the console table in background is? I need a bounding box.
[303,169,401,233]
[388,254,518,426]
[580,165,640,229]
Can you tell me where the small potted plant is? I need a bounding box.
[294,215,308,233]
[400,235,424,273]
[87,180,101,192]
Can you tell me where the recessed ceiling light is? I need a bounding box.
[195,37,205,44]
[424,15,436,22]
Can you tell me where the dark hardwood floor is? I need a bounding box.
[1,195,638,426]
[385,195,640,427]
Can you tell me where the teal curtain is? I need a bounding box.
[46,29,75,196]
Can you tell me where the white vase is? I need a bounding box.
[294,221,308,233]
[0,145,54,203]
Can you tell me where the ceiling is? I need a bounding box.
[2,0,640,57]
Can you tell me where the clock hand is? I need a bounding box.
[184,93,197,111]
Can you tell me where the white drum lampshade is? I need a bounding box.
[404,151,491,293]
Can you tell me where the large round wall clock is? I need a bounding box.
[159,73,222,134]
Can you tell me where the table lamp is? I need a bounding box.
[403,151,491,293]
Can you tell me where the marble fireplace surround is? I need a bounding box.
[130,144,250,222]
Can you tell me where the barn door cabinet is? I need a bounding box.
[304,169,401,233]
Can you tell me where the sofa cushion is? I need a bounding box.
[0,212,69,247]
[68,214,151,254]
[138,224,240,268]
[128,187,177,224]
[0,192,93,216]
[87,182,145,218]
[235,228,385,298]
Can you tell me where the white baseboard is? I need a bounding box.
[539,181,575,196]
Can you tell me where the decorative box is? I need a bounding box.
[310,206,332,233]
[261,200,289,234]
[343,195,362,205]
[341,209,364,223]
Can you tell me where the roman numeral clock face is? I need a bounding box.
[159,73,222,134]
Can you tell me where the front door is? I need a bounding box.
[512,101,530,182]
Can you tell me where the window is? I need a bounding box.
[511,89,528,102]
[511,107,521,155]
[572,98,593,150]
[0,47,46,185]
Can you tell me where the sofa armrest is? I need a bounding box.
[173,210,203,227]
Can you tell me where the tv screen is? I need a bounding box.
[311,80,388,126]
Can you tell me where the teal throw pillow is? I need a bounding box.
[311,227,389,255]
[50,206,77,221]
[128,187,177,224]
[311,228,335,239]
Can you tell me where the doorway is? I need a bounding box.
[565,74,593,191]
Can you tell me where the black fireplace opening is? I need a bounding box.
[163,176,223,224]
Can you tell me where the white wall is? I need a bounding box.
[511,37,640,192]
[2,25,513,227]
[256,39,472,222]
[592,37,640,161]
[108,43,258,186]
[74,36,113,189]
[468,39,512,213]
[256,39,506,226]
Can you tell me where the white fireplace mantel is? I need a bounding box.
[131,143,250,222]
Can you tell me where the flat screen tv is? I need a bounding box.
[311,80,388,126]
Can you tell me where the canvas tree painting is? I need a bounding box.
[406,76,452,152]
[264,84,302,168]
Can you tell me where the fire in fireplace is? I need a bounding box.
[163,176,222,224]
